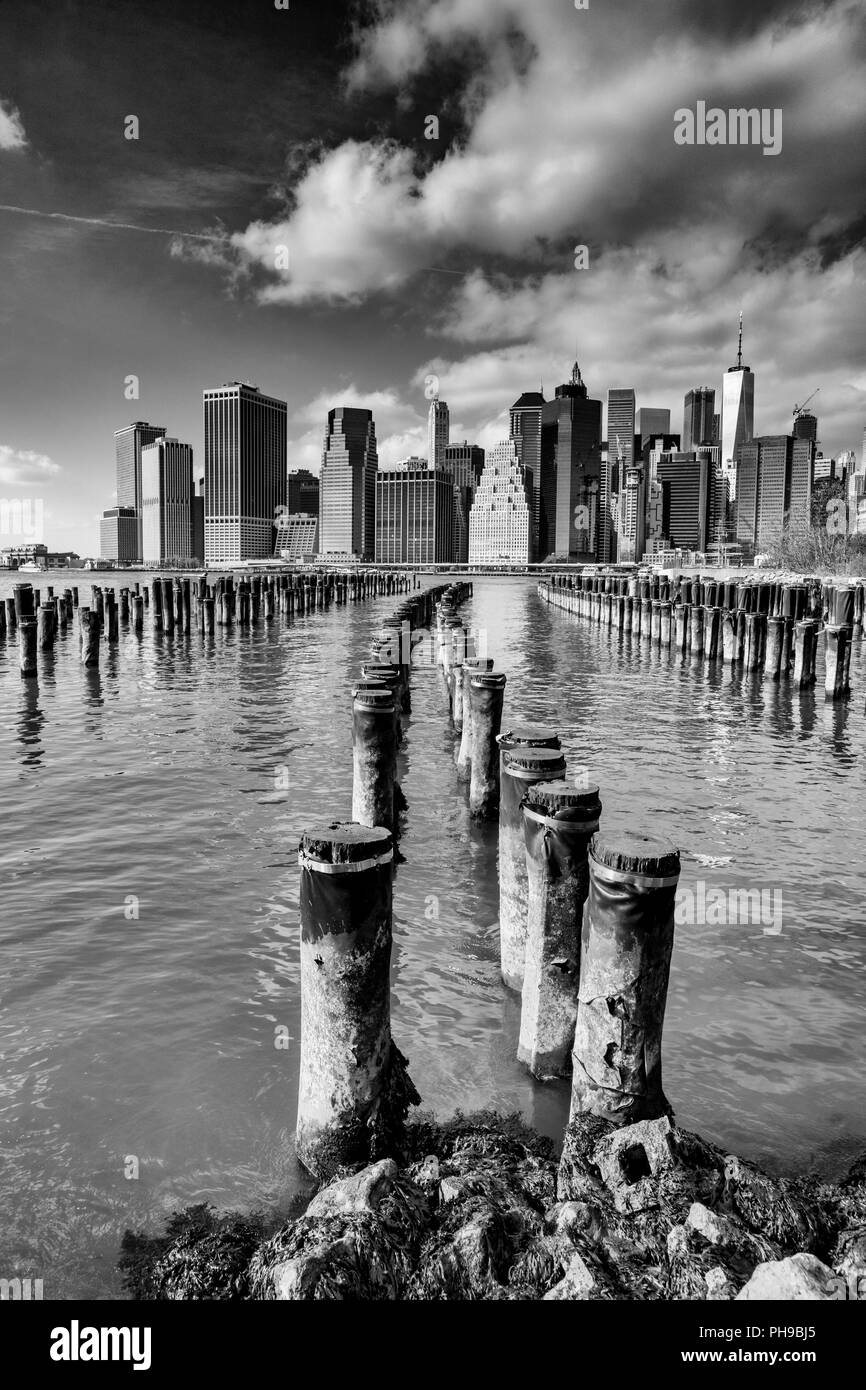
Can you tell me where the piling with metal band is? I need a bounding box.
[352,686,398,832]
[18,617,38,678]
[78,608,100,667]
[361,664,405,741]
[498,743,567,992]
[519,778,602,1078]
[295,823,417,1179]
[456,656,494,781]
[37,604,55,651]
[570,830,680,1125]
[468,671,507,819]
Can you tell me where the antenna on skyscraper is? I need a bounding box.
[736,310,743,370]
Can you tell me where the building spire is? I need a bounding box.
[736,310,743,370]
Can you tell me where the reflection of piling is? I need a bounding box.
[456,657,494,781]
[468,671,507,819]
[352,686,398,832]
[18,617,38,678]
[79,608,100,667]
[571,830,680,1125]
[296,823,416,1179]
[519,778,602,1079]
[498,741,565,992]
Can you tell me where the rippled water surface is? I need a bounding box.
[0,570,864,1297]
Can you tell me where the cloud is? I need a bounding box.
[0,97,27,151]
[0,445,61,486]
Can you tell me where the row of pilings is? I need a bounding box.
[538,568,864,700]
[3,569,418,679]
[294,577,682,1184]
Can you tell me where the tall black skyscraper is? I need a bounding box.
[509,391,545,556]
[539,364,602,561]
[683,388,716,453]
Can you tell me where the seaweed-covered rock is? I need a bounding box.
[736,1253,843,1301]
[119,1205,269,1301]
[721,1157,831,1253]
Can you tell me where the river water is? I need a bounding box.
[0,570,864,1298]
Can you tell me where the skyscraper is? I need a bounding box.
[607,389,636,471]
[427,397,449,471]
[107,420,166,560]
[141,437,198,565]
[444,442,485,563]
[720,313,755,501]
[636,408,671,451]
[468,441,532,565]
[539,364,602,561]
[375,466,454,564]
[793,412,818,443]
[203,382,287,564]
[98,508,138,563]
[652,450,711,552]
[319,407,378,559]
[736,435,814,551]
[683,388,716,453]
[288,468,320,515]
[510,391,545,555]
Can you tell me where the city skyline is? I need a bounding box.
[0,0,864,555]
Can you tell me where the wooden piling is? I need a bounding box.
[468,671,507,819]
[78,608,100,667]
[352,686,398,832]
[519,779,602,1078]
[571,830,680,1125]
[498,738,565,992]
[295,823,416,1179]
[456,656,494,781]
[18,617,38,678]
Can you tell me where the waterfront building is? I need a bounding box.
[375,465,454,564]
[141,437,198,565]
[468,440,532,565]
[539,363,602,561]
[99,507,139,564]
[274,513,319,561]
[203,382,287,564]
[720,313,755,501]
[319,407,378,559]
[427,397,450,472]
[736,435,814,551]
[444,442,485,563]
[683,388,716,453]
[288,468,320,515]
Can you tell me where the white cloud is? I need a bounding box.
[0,445,60,485]
[0,98,27,151]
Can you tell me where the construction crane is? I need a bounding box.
[793,388,819,420]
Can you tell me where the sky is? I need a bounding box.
[0,0,864,555]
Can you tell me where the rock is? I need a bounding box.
[544,1200,605,1241]
[593,1117,679,1214]
[736,1253,843,1301]
[305,1159,399,1219]
[253,1212,411,1300]
[831,1226,866,1299]
[723,1157,825,1253]
[705,1267,737,1300]
[687,1202,746,1247]
[543,1252,598,1300]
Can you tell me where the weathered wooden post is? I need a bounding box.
[570,830,680,1124]
[296,823,417,1178]
[674,604,688,655]
[4,597,16,631]
[13,583,34,622]
[498,738,565,991]
[744,612,765,672]
[764,615,785,681]
[793,619,818,688]
[105,591,119,642]
[519,778,602,1078]
[132,595,144,631]
[352,686,398,832]
[18,617,38,678]
[120,589,130,623]
[703,606,721,661]
[689,604,704,657]
[78,608,100,667]
[456,656,494,781]
[824,624,849,701]
[37,604,55,650]
[468,671,507,819]
[203,597,215,634]
[162,578,175,633]
[152,580,164,631]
